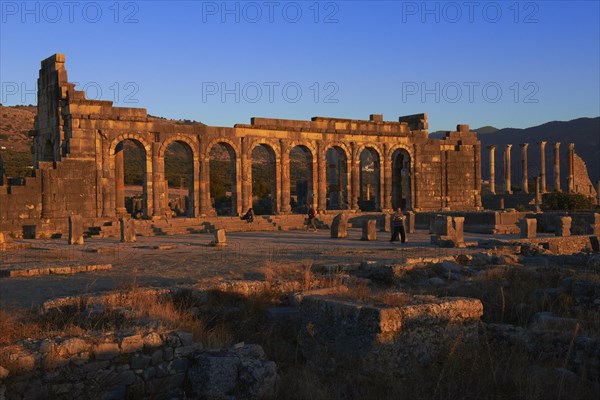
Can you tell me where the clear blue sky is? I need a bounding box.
[1,0,599,131]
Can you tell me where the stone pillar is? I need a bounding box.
[520,143,529,193]
[597,181,600,206]
[488,145,496,194]
[568,143,575,193]
[474,142,482,209]
[317,141,327,212]
[115,147,126,215]
[199,156,211,215]
[119,217,136,243]
[504,144,512,194]
[241,138,253,214]
[152,143,164,217]
[383,144,392,210]
[535,176,542,212]
[554,142,561,192]
[330,213,348,238]
[280,139,291,213]
[539,141,547,193]
[350,143,360,210]
[361,220,377,241]
[68,215,84,245]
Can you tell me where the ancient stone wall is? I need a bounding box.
[0,54,482,236]
[0,331,276,400]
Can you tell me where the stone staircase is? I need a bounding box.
[78,211,388,238]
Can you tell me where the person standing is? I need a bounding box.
[390,208,406,243]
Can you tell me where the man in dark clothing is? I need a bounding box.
[390,208,406,243]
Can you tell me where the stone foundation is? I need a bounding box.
[298,295,482,379]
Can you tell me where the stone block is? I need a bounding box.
[519,218,537,239]
[92,343,119,360]
[120,334,143,353]
[378,214,390,232]
[68,215,84,245]
[119,217,136,243]
[406,211,415,233]
[330,213,348,238]
[453,216,465,244]
[555,216,572,237]
[361,220,376,241]
[209,229,227,247]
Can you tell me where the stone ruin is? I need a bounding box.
[0,54,484,239]
[298,295,483,379]
[430,215,466,247]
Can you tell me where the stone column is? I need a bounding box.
[241,138,253,213]
[520,143,529,193]
[412,144,419,210]
[350,143,360,210]
[383,144,392,210]
[539,141,547,193]
[597,180,600,206]
[280,139,291,213]
[152,143,164,217]
[199,156,211,215]
[568,143,575,193]
[114,146,127,215]
[488,145,496,194]
[317,141,327,212]
[504,144,512,194]
[554,142,561,192]
[474,142,482,208]
[535,176,541,212]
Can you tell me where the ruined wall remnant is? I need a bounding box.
[298,295,482,379]
[1,54,483,237]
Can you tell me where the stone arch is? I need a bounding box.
[289,143,315,212]
[249,138,280,159]
[163,140,196,217]
[208,140,239,215]
[206,137,241,160]
[325,144,350,210]
[354,143,384,163]
[358,145,382,211]
[391,147,413,210]
[251,142,278,214]
[110,134,153,218]
[158,134,199,160]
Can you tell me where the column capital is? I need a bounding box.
[569,142,575,149]
[487,145,496,150]
[520,143,529,148]
[539,140,547,146]
[506,144,512,150]
[554,142,561,148]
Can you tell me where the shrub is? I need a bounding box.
[542,192,595,211]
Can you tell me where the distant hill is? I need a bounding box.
[478,117,600,187]
[475,126,499,135]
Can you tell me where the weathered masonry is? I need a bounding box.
[0,54,482,233]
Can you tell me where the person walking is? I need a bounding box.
[305,207,317,232]
[390,208,406,243]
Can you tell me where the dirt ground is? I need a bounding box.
[0,229,522,310]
